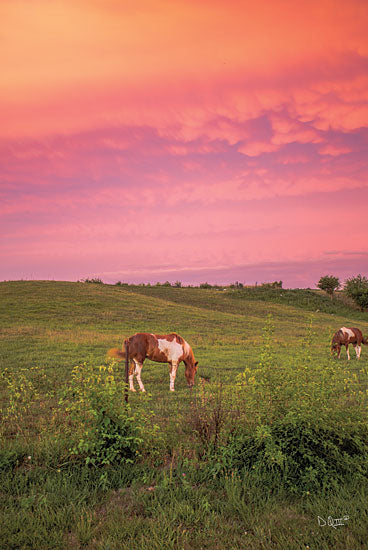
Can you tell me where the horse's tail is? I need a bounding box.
[107,347,125,361]
[107,338,132,361]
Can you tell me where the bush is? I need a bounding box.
[188,382,229,455]
[344,274,368,309]
[81,277,104,284]
[59,363,159,468]
[211,420,368,493]
[229,282,244,289]
[261,281,283,289]
[317,275,340,297]
[199,282,212,289]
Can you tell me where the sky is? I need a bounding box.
[1,0,368,288]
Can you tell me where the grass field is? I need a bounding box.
[1,280,368,549]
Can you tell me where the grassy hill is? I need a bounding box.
[123,283,366,319]
[1,280,367,390]
[1,281,367,549]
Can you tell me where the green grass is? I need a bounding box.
[1,280,368,549]
[123,284,367,320]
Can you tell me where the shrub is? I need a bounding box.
[59,363,159,468]
[81,277,104,284]
[211,419,368,493]
[199,282,212,289]
[344,274,368,309]
[229,282,244,289]
[261,281,283,289]
[188,382,230,455]
[317,275,340,297]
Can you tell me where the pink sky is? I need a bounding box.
[1,0,368,287]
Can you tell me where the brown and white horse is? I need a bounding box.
[108,332,198,392]
[331,327,367,359]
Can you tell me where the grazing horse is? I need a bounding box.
[108,332,198,392]
[331,327,367,359]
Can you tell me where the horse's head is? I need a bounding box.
[184,360,198,387]
[331,342,340,356]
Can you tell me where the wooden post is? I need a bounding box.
[125,340,129,404]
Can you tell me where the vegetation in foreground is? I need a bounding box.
[1,280,368,549]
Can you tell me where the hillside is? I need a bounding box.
[123,283,367,319]
[1,281,367,388]
[1,281,368,549]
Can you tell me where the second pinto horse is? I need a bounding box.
[108,332,198,392]
[331,327,367,359]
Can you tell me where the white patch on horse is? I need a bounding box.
[158,338,183,362]
[341,327,355,339]
[169,363,178,392]
[133,359,145,392]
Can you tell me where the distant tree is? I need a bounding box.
[230,281,244,289]
[353,289,368,310]
[82,277,104,284]
[271,280,282,289]
[344,274,368,310]
[199,282,212,289]
[317,275,340,298]
[261,281,283,289]
[162,281,172,287]
[174,281,182,287]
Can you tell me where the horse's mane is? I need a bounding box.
[169,332,185,345]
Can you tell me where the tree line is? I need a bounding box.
[317,274,368,309]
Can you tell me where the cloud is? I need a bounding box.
[1,1,368,140]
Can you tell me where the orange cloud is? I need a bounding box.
[1,0,367,140]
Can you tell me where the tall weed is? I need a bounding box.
[58,362,161,468]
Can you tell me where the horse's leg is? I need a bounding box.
[355,344,361,359]
[133,359,146,392]
[346,345,350,360]
[337,345,341,359]
[169,361,178,392]
[129,361,136,392]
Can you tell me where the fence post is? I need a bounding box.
[125,340,129,404]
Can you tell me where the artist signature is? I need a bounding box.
[318,515,349,529]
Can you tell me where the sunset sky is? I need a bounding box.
[1,0,368,287]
